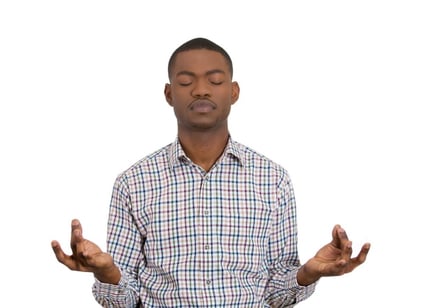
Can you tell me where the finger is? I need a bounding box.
[336,225,351,250]
[70,219,84,247]
[330,224,344,247]
[341,240,353,262]
[353,242,371,265]
[51,240,64,261]
[337,226,349,241]
[51,240,72,266]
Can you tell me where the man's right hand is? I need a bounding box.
[51,219,121,284]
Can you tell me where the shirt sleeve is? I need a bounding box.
[92,174,143,307]
[263,171,317,306]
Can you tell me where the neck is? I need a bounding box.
[178,128,229,172]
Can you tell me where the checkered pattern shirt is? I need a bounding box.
[92,137,316,307]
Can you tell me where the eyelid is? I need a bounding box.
[210,80,223,85]
[177,77,193,86]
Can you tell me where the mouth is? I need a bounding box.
[189,99,216,113]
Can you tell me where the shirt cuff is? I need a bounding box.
[287,268,317,303]
[92,267,128,298]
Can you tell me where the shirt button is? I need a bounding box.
[204,210,209,216]
[206,279,212,285]
[204,245,209,250]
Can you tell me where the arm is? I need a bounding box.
[51,218,140,307]
[263,173,316,307]
[51,174,143,307]
[92,174,145,307]
[263,173,371,306]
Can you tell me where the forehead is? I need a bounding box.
[171,49,230,76]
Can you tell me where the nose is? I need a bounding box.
[191,79,211,97]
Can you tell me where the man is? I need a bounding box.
[51,37,371,307]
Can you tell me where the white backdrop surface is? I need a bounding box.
[1,1,424,307]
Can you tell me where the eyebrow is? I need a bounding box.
[176,69,226,77]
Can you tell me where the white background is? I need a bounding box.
[1,1,424,307]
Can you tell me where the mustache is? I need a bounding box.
[189,99,217,109]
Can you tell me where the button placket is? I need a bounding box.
[200,173,213,289]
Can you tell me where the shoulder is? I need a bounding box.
[234,140,286,170]
[115,143,172,182]
[233,140,291,181]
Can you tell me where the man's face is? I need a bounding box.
[164,49,239,132]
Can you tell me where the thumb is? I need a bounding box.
[51,240,67,264]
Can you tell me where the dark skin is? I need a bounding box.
[164,49,240,171]
[51,49,371,287]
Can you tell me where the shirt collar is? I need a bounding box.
[168,135,245,169]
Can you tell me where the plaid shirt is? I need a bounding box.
[93,137,316,307]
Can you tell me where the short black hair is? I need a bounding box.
[167,37,233,80]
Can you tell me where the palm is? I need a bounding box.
[68,238,113,272]
[310,242,352,276]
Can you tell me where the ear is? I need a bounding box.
[164,83,173,106]
[231,81,240,104]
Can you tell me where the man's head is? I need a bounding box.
[168,37,233,81]
[164,38,239,133]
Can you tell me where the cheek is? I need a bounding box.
[172,104,186,120]
[171,87,191,102]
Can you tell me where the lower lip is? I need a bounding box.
[191,102,215,113]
